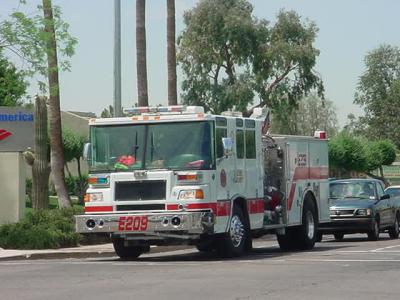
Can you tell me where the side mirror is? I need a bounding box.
[83,143,91,161]
[222,137,233,157]
[380,194,390,200]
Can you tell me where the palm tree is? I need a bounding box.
[167,0,177,105]
[42,0,71,208]
[136,0,148,106]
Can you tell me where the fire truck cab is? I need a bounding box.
[75,106,330,258]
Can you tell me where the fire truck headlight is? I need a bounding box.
[178,189,204,200]
[84,193,104,202]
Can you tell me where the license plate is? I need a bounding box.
[118,216,148,231]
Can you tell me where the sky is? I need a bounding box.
[1,0,400,126]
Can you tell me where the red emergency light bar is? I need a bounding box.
[314,130,327,139]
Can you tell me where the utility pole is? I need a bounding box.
[113,0,122,117]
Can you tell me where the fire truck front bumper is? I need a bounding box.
[75,211,215,238]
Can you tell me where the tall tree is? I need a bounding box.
[0,1,77,208]
[167,0,177,105]
[178,0,323,115]
[136,0,148,106]
[42,0,71,208]
[0,53,27,106]
[354,45,400,148]
[271,94,338,136]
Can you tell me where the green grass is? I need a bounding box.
[26,196,83,215]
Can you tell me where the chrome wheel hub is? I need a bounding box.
[230,215,244,248]
[306,211,315,240]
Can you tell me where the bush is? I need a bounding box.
[0,208,81,249]
[65,175,88,204]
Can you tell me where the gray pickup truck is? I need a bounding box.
[318,179,400,241]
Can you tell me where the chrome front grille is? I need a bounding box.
[330,209,355,217]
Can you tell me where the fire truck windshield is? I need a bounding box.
[89,121,215,172]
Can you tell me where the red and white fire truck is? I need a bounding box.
[75,106,330,258]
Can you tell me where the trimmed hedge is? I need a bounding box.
[0,208,81,249]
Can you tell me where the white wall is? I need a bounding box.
[0,152,25,224]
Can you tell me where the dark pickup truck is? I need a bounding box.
[318,179,400,241]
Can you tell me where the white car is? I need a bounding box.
[385,185,400,198]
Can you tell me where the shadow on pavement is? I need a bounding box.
[95,241,353,263]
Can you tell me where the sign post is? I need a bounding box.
[0,107,34,224]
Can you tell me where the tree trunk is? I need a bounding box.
[32,96,50,210]
[42,0,72,208]
[136,0,149,106]
[167,0,177,105]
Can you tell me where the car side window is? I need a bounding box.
[376,183,385,199]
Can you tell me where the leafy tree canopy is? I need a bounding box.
[178,0,323,115]
[0,1,77,92]
[271,93,338,136]
[0,52,27,106]
[354,45,400,148]
[62,129,86,164]
[329,133,397,182]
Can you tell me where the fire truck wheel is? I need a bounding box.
[112,238,149,260]
[216,205,248,257]
[196,240,215,253]
[276,228,297,251]
[316,232,323,242]
[297,199,318,250]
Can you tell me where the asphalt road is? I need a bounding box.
[1,234,400,300]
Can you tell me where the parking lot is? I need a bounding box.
[1,234,400,300]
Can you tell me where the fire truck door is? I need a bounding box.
[233,126,245,195]
[286,141,308,225]
[309,141,330,222]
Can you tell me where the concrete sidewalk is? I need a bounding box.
[0,244,194,261]
[0,244,116,261]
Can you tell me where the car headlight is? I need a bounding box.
[356,208,371,216]
[178,189,204,200]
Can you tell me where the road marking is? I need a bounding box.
[289,258,400,262]
[371,245,400,252]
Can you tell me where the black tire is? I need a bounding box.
[196,240,215,253]
[277,228,297,251]
[333,233,344,241]
[112,238,149,260]
[216,204,249,257]
[367,218,380,241]
[316,232,323,243]
[388,213,400,239]
[296,200,318,250]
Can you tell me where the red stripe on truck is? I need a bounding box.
[85,206,113,213]
[287,166,329,210]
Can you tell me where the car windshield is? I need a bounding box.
[89,121,215,172]
[330,182,376,199]
[386,188,400,198]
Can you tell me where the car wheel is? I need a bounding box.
[367,218,380,241]
[112,238,149,260]
[333,233,344,241]
[216,204,249,257]
[388,213,400,239]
